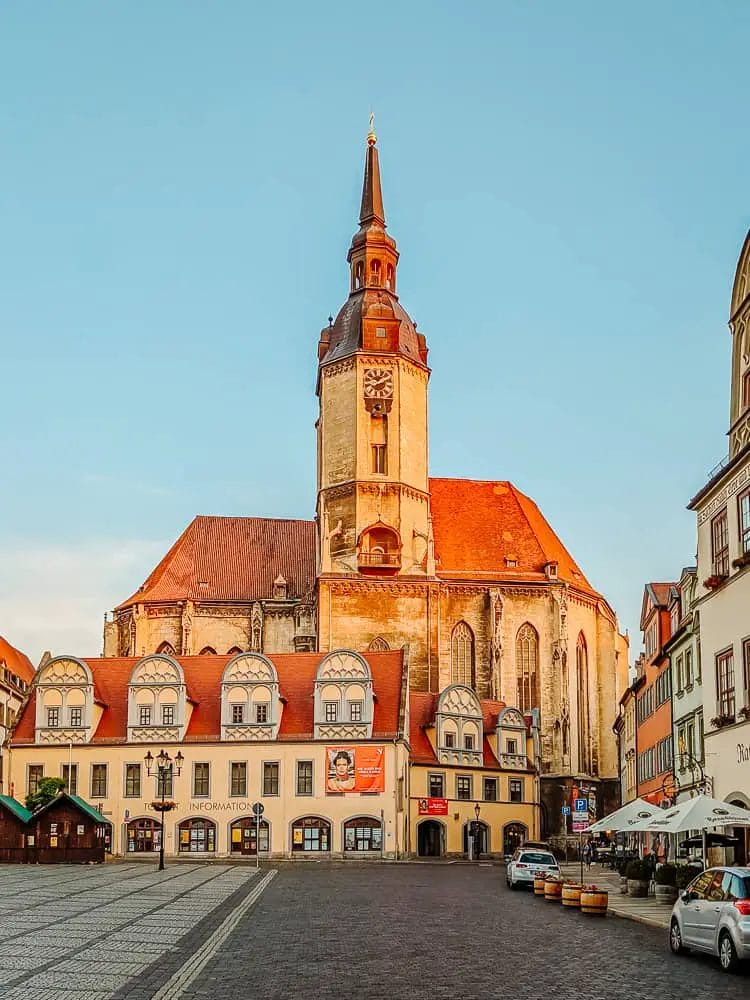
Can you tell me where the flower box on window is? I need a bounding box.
[703,574,728,590]
[732,552,750,570]
[709,715,735,730]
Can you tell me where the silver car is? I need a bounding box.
[669,866,750,973]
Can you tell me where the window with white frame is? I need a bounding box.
[255,703,269,724]
[716,648,736,720]
[711,509,729,576]
[324,702,338,723]
[162,705,175,725]
[232,704,244,724]
[139,706,152,726]
[349,701,363,722]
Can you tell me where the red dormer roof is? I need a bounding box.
[429,478,597,595]
[12,651,405,745]
[408,692,510,769]
[0,635,35,685]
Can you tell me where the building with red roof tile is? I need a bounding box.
[99,125,628,847]
[0,635,35,794]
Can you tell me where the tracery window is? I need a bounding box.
[450,622,475,687]
[515,623,539,712]
[156,642,175,656]
[576,633,590,773]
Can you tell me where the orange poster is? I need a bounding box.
[325,746,385,793]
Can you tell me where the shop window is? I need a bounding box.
[292,816,330,852]
[127,818,160,853]
[344,817,382,852]
[230,817,269,855]
[179,818,216,853]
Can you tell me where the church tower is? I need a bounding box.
[316,124,435,645]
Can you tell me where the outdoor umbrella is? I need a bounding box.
[584,797,660,834]
[643,795,750,859]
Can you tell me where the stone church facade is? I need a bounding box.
[104,125,628,836]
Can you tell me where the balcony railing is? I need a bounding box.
[358,551,400,568]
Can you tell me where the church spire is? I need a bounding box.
[359,113,385,228]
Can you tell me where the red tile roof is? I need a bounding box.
[117,516,316,609]
[408,692,510,768]
[12,651,405,745]
[429,478,596,594]
[0,635,35,685]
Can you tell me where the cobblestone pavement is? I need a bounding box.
[178,863,749,1000]
[0,862,261,1000]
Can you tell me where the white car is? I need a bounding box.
[669,866,750,973]
[506,848,560,889]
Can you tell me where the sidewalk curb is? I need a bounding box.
[607,907,669,930]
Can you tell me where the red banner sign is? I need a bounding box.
[418,797,448,815]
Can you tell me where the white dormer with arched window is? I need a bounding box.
[435,685,483,767]
[314,650,374,740]
[35,656,97,744]
[496,706,528,769]
[221,653,281,741]
[128,654,188,742]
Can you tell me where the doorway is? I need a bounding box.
[463,821,489,857]
[417,820,445,857]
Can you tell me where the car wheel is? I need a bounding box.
[669,919,688,956]
[509,878,517,890]
[719,931,740,973]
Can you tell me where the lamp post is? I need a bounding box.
[144,749,183,871]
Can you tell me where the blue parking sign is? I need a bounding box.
[561,805,571,816]
[574,798,588,812]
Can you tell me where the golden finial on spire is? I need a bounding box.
[367,111,377,146]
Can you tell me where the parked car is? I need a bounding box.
[669,866,750,973]
[506,848,560,889]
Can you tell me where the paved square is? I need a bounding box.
[0,862,259,1000]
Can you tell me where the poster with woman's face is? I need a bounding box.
[325,746,385,793]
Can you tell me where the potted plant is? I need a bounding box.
[710,714,735,730]
[654,863,678,903]
[739,705,750,722]
[675,866,695,891]
[625,859,651,898]
[580,883,608,915]
[150,800,177,813]
[615,859,629,894]
[732,552,750,570]
[703,573,728,590]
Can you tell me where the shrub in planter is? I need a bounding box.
[626,859,651,897]
[654,864,679,903]
[675,866,695,890]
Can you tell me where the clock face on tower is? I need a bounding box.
[363,368,394,399]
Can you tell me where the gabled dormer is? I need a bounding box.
[221,652,281,741]
[127,654,189,742]
[435,685,483,767]
[34,656,97,744]
[495,706,528,769]
[314,650,374,740]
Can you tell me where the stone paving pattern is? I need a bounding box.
[0,862,258,1000]
[181,863,748,1000]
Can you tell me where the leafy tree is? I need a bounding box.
[26,777,66,812]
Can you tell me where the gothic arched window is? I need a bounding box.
[370,258,381,286]
[450,622,475,688]
[156,641,175,656]
[199,646,217,656]
[368,636,390,652]
[576,633,590,773]
[515,623,539,712]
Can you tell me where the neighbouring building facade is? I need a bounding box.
[614,676,638,806]
[635,584,676,807]
[93,126,627,836]
[663,568,705,803]
[688,229,750,865]
[0,635,35,795]
[8,649,541,859]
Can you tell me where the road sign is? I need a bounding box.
[561,805,571,816]
[574,798,588,812]
[572,813,589,832]
[252,802,264,817]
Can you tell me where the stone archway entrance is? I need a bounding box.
[503,822,528,856]
[462,821,489,857]
[417,820,445,858]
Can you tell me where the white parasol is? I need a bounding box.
[584,797,661,834]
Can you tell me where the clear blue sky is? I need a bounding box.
[1,2,748,663]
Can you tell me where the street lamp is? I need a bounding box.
[145,749,183,871]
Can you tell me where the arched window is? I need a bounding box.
[344,817,382,852]
[199,646,217,655]
[450,622,475,687]
[576,633,590,773]
[515,624,539,712]
[743,368,750,410]
[354,260,364,289]
[227,646,243,655]
[156,642,175,656]
[291,816,330,853]
[386,263,394,290]
[370,258,381,286]
[368,636,390,652]
[126,818,160,853]
[230,817,269,855]
[178,818,216,853]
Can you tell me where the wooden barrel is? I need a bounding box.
[580,889,608,915]
[561,883,582,908]
[533,876,547,896]
[544,879,562,901]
